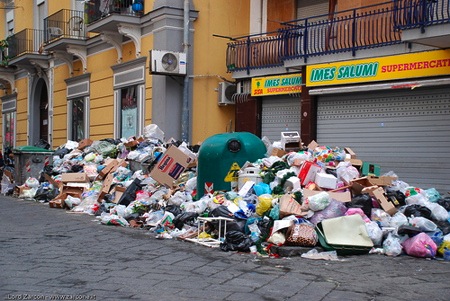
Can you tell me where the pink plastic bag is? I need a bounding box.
[402,232,437,258]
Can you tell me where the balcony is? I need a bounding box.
[43,9,87,52]
[84,0,144,33]
[6,29,50,68]
[227,0,450,74]
[394,0,450,48]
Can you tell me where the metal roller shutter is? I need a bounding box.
[261,96,301,143]
[317,86,450,193]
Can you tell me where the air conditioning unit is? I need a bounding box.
[149,50,186,75]
[218,82,237,106]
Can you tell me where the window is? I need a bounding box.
[119,86,137,139]
[70,98,85,141]
[3,111,15,151]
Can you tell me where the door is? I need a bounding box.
[235,96,261,136]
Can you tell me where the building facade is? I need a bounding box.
[0,0,247,150]
[228,0,450,193]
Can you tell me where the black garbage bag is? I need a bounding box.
[434,220,450,235]
[385,189,406,207]
[34,186,59,202]
[209,206,244,232]
[38,164,55,182]
[53,147,70,158]
[173,212,198,230]
[34,139,50,149]
[258,218,274,241]
[165,205,182,217]
[346,193,373,218]
[220,231,253,252]
[437,197,450,212]
[403,204,432,220]
[117,178,143,206]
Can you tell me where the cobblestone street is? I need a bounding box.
[0,195,449,301]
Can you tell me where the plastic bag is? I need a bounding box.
[410,216,437,232]
[219,231,252,252]
[256,194,273,216]
[425,188,441,203]
[383,233,403,256]
[309,200,347,225]
[307,191,330,212]
[403,204,432,219]
[336,161,360,185]
[143,124,165,142]
[346,193,373,218]
[366,221,383,246]
[25,177,40,188]
[345,208,370,223]
[389,212,408,228]
[402,232,437,258]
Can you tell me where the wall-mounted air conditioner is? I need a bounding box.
[218,82,237,106]
[149,50,186,75]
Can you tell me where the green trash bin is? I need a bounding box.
[13,146,54,185]
[196,132,266,198]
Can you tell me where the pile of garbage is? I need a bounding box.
[4,125,450,261]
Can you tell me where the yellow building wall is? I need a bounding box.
[14,0,34,31]
[191,0,250,144]
[14,77,28,146]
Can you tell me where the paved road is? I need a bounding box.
[0,195,449,301]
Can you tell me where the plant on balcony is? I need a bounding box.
[0,38,9,67]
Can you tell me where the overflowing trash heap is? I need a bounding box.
[3,124,450,261]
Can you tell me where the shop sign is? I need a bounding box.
[306,49,450,87]
[251,74,302,96]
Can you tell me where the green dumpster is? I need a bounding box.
[196,132,266,198]
[13,146,54,185]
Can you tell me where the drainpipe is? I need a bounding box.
[181,0,190,143]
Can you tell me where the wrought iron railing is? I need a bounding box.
[43,9,86,43]
[228,1,450,73]
[6,29,45,59]
[84,0,144,24]
[393,0,450,31]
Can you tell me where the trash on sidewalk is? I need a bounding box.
[7,124,450,262]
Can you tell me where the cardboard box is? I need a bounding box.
[279,194,306,218]
[61,173,90,183]
[315,172,337,189]
[271,147,286,158]
[367,175,397,186]
[307,140,319,152]
[302,188,352,203]
[113,186,127,204]
[149,145,194,188]
[344,147,357,159]
[350,177,377,195]
[96,159,127,180]
[365,186,397,216]
[77,139,93,150]
[298,161,322,186]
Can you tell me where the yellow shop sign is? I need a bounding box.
[306,49,450,87]
[251,74,302,96]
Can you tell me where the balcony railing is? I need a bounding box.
[393,0,450,30]
[6,29,45,59]
[43,9,86,43]
[228,1,449,73]
[84,0,144,24]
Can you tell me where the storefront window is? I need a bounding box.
[120,86,137,139]
[70,98,85,141]
[3,111,15,150]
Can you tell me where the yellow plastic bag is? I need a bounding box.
[256,194,273,216]
[437,240,450,256]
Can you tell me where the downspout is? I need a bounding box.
[181,0,190,142]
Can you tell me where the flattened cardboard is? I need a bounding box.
[367,175,397,186]
[307,140,319,152]
[344,147,357,159]
[113,186,127,204]
[149,145,193,188]
[61,173,90,183]
[271,147,286,158]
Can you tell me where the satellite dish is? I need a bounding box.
[161,53,178,72]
